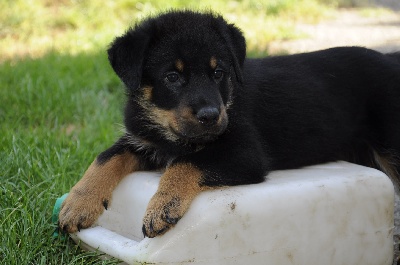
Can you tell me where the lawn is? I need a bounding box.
[0,0,372,264]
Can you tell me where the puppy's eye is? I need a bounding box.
[214,69,224,79]
[166,73,179,83]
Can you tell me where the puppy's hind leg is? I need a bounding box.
[370,71,400,190]
[370,82,400,190]
[373,149,400,191]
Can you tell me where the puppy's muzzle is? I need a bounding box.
[170,104,228,144]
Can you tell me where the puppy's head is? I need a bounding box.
[108,11,246,144]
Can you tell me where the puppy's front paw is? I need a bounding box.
[142,163,205,237]
[58,188,109,233]
[142,192,187,238]
[58,149,139,234]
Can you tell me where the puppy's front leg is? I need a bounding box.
[142,128,268,238]
[142,163,207,238]
[59,146,140,233]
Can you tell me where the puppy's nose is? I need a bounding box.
[196,107,220,126]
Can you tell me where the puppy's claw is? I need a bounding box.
[102,199,109,210]
[164,214,180,225]
[149,219,154,235]
[62,224,69,234]
[142,223,169,238]
[142,224,147,238]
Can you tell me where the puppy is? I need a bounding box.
[59,10,400,238]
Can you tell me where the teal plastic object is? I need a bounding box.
[52,193,69,238]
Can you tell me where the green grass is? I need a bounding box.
[0,52,124,264]
[0,0,363,264]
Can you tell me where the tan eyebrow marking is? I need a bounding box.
[210,56,217,69]
[175,59,184,72]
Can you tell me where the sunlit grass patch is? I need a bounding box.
[358,7,396,17]
[0,0,333,61]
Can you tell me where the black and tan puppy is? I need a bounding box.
[59,10,400,238]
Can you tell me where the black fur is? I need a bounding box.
[106,10,400,188]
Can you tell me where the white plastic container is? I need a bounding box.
[71,162,394,265]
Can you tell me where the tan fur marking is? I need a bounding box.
[150,107,181,141]
[175,59,184,72]
[59,152,139,233]
[151,107,176,128]
[142,86,153,101]
[143,163,208,237]
[210,56,217,69]
[159,163,206,193]
[178,106,196,121]
[217,105,228,125]
[136,93,181,142]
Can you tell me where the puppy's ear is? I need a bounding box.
[107,24,153,91]
[216,19,246,83]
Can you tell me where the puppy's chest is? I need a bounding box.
[126,133,203,167]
